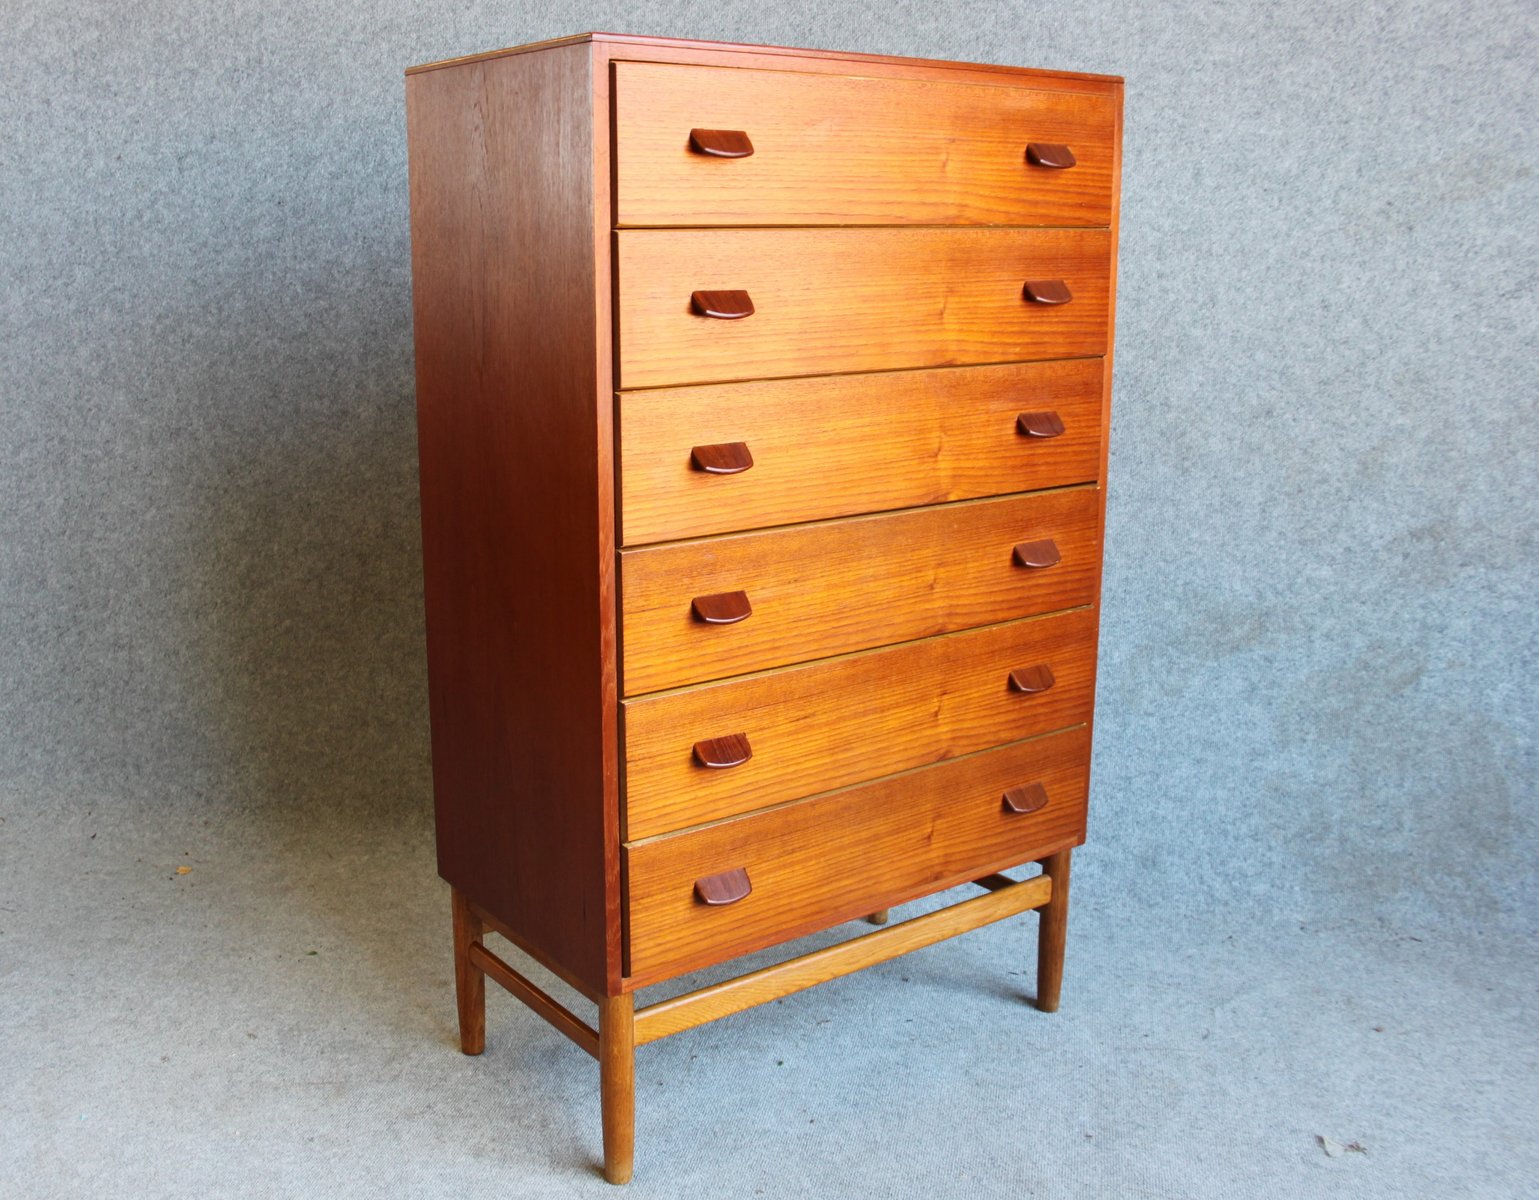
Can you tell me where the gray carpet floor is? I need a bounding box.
[3,792,1535,1199]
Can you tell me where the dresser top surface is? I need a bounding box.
[405,31,1123,87]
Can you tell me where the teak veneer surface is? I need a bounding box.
[408,31,1122,1184]
[623,606,1098,838]
[631,873,1053,1044]
[624,725,1091,985]
[618,357,1104,545]
[620,486,1101,694]
[614,61,1115,227]
[616,227,1112,388]
[407,44,618,993]
[410,33,1123,89]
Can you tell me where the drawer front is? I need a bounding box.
[624,607,1097,839]
[625,726,1091,986]
[614,62,1116,228]
[619,358,1104,545]
[617,228,1112,389]
[620,486,1100,695]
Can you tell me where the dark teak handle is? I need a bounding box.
[691,290,755,319]
[1013,539,1061,569]
[689,128,755,158]
[1023,280,1073,306]
[1008,665,1056,694]
[691,590,752,624]
[691,442,754,474]
[692,733,753,769]
[694,866,752,906]
[1017,411,1066,439]
[1002,782,1050,814]
[1025,142,1077,169]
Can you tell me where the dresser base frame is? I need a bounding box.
[450,848,1071,1184]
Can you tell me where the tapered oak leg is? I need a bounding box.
[599,993,635,1184]
[1035,849,1071,1013]
[451,887,487,1054]
[866,909,890,926]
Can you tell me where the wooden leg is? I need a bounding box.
[599,993,635,1185]
[1035,849,1071,1013]
[865,909,890,926]
[451,887,486,1055]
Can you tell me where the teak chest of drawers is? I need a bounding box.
[405,32,1122,1184]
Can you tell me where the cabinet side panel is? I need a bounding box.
[407,45,613,994]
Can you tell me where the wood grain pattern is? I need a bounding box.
[468,941,600,1058]
[590,38,623,1001]
[620,487,1100,694]
[632,873,1052,1043]
[598,993,635,1184]
[415,33,1122,91]
[624,725,1090,987]
[1036,847,1072,1012]
[407,43,618,996]
[407,30,1122,1183]
[616,227,1112,388]
[615,61,1114,227]
[618,357,1103,545]
[622,606,1097,838]
[467,897,605,1002]
[451,886,486,1055]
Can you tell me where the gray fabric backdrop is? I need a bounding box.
[2,0,1535,936]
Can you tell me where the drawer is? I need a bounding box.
[624,725,1091,986]
[613,61,1116,228]
[624,606,1097,839]
[616,228,1112,389]
[620,486,1100,695]
[619,358,1104,545]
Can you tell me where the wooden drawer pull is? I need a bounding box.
[689,128,755,159]
[1012,539,1061,569]
[691,290,755,319]
[694,866,752,906]
[1016,411,1066,439]
[1022,279,1073,306]
[1008,665,1056,694]
[692,733,753,769]
[1002,782,1049,814]
[690,441,755,475]
[1025,142,1077,169]
[691,590,752,625]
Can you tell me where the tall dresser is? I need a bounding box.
[406,32,1122,1184]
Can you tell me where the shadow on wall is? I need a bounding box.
[182,330,429,821]
[163,258,449,1034]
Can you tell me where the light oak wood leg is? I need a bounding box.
[451,887,486,1054]
[599,993,635,1185]
[1035,849,1071,1013]
[865,909,890,925]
